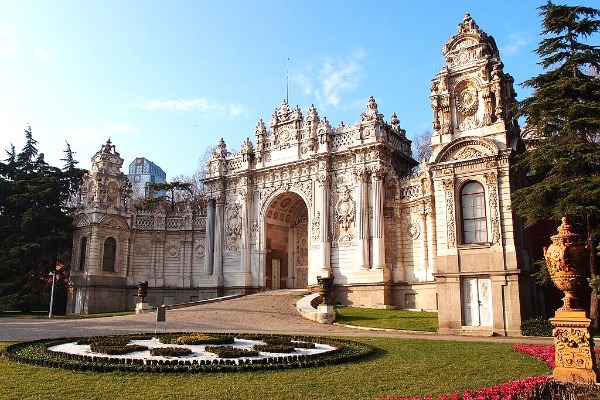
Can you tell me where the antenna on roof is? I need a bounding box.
[286,57,289,104]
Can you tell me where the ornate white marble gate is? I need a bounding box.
[68,14,539,337]
[262,191,308,289]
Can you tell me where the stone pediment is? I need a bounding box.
[73,214,90,227]
[434,136,499,163]
[99,216,128,230]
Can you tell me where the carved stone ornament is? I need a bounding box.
[452,146,483,160]
[551,315,598,384]
[456,87,478,116]
[195,243,205,258]
[135,241,150,257]
[406,221,420,240]
[544,217,588,310]
[250,220,259,249]
[166,242,180,258]
[312,211,321,243]
[444,189,456,248]
[226,204,242,243]
[336,187,356,230]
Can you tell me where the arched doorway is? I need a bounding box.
[263,192,308,289]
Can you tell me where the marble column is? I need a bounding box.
[355,168,370,269]
[213,197,224,277]
[371,169,385,270]
[317,176,331,275]
[240,191,252,276]
[204,199,215,275]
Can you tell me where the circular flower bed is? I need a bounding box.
[2,332,373,373]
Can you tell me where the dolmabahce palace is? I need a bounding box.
[67,14,542,336]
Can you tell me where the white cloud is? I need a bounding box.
[36,49,59,68]
[315,49,366,109]
[131,97,246,119]
[107,123,139,133]
[501,32,532,56]
[292,71,313,96]
[229,105,246,118]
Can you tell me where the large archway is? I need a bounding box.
[263,192,308,289]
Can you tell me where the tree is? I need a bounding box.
[143,181,193,211]
[411,130,433,164]
[512,1,600,325]
[0,128,86,312]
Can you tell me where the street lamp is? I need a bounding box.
[48,271,56,318]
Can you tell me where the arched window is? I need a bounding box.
[460,181,487,243]
[78,237,87,271]
[102,237,117,272]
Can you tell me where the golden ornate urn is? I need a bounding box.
[544,217,589,310]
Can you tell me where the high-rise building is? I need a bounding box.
[128,157,166,198]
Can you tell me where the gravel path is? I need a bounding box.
[0,290,553,344]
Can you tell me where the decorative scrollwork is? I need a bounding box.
[312,211,321,243]
[336,187,356,230]
[226,204,242,245]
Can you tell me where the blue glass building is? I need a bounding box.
[127,157,167,198]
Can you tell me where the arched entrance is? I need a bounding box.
[263,192,308,289]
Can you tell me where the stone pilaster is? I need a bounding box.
[237,187,252,288]
[371,168,385,270]
[213,197,224,278]
[204,200,215,275]
[318,176,331,275]
[354,168,370,269]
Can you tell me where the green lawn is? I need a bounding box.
[336,307,439,332]
[0,338,549,400]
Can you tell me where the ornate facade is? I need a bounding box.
[67,14,539,336]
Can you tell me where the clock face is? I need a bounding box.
[279,129,292,142]
[457,87,478,116]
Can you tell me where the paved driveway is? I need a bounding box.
[0,290,552,344]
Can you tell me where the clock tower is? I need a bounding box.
[429,13,519,161]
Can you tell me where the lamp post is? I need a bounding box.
[48,271,56,318]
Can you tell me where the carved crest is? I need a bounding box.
[336,187,356,230]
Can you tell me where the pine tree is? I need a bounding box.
[513,1,600,325]
[0,128,86,312]
[15,126,38,170]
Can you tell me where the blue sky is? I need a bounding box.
[1,1,598,179]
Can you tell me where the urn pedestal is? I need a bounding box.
[550,310,597,384]
[316,275,335,324]
[545,218,597,383]
[136,281,150,314]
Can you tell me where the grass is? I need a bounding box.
[0,310,134,319]
[0,338,549,400]
[336,306,439,332]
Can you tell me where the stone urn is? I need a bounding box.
[137,281,149,303]
[316,275,334,306]
[544,217,589,310]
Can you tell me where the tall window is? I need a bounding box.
[102,237,117,272]
[460,181,487,243]
[78,237,87,271]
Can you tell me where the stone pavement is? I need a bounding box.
[0,290,553,344]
